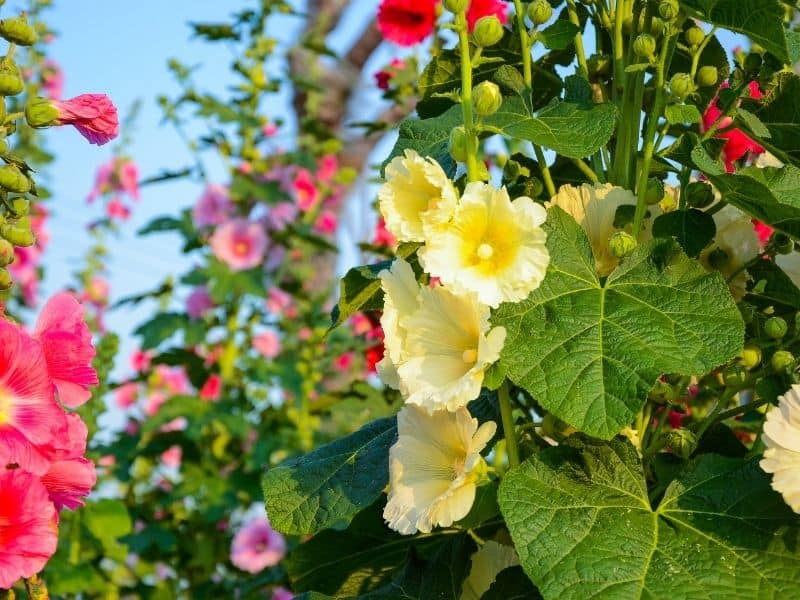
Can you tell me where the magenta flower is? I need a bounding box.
[106,198,131,221]
[314,210,338,235]
[160,445,182,468]
[230,517,286,573]
[130,349,152,372]
[272,587,294,600]
[186,286,214,319]
[192,184,233,228]
[253,330,281,359]
[40,413,97,511]
[210,219,267,271]
[317,154,338,183]
[292,169,319,212]
[53,94,119,145]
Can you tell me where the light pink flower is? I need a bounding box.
[292,169,319,211]
[266,287,293,316]
[160,445,182,468]
[130,349,152,372]
[41,60,63,100]
[106,198,131,221]
[144,392,166,417]
[192,184,233,229]
[314,210,338,235]
[159,417,187,433]
[350,313,373,336]
[34,293,99,409]
[253,331,281,359]
[53,94,119,145]
[199,374,222,402]
[115,382,139,408]
[317,155,338,183]
[84,277,110,307]
[154,366,190,395]
[0,470,58,589]
[230,517,286,573]
[263,123,279,137]
[88,158,140,203]
[272,587,294,600]
[210,219,267,271]
[186,286,214,319]
[298,327,313,341]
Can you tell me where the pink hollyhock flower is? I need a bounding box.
[466,0,508,32]
[40,413,96,511]
[144,392,167,417]
[298,327,313,341]
[115,382,139,409]
[41,60,64,100]
[160,445,182,469]
[377,0,438,46]
[317,155,338,183]
[372,217,396,247]
[263,123,279,137]
[159,417,187,433]
[84,277,110,307]
[192,184,233,229]
[314,210,338,235]
[272,587,294,600]
[266,287,293,316]
[106,198,131,221]
[8,246,41,306]
[131,349,152,372]
[702,81,764,172]
[53,94,119,145]
[253,331,281,359]
[34,293,99,409]
[0,320,67,475]
[0,470,58,589]
[186,286,214,319]
[239,161,253,175]
[154,366,190,395]
[230,517,286,573]
[267,201,298,230]
[88,158,140,203]
[199,374,222,401]
[753,220,773,246]
[335,352,355,372]
[350,313,373,336]
[118,160,140,200]
[292,169,319,211]
[210,219,268,271]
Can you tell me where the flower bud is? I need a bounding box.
[0,238,12,266]
[649,17,665,38]
[684,27,705,48]
[503,159,523,181]
[0,222,33,246]
[669,72,695,100]
[740,303,756,324]
[0,267,11,290]
[696,65,718,88]
[685,181,714,208]
[771,232,795,255]
[0,14,37,46]
[743,53,762,77]
[473,16,504,47]
[527,0,553,26]
[765,316,788,339]
[472,81,502,116]
[658,0,680,21]
[24,97,57,128]
[645,177,664,205]
[771,350,795,373]
[449,126,469,162]
[633,34,657,61]
[0,164,29,194]
[0,62,24,96]
[666,429,698,459]
[740,345,762,369]
[9,197,28,216]
[444,0,469,13]
[609,231,637,259]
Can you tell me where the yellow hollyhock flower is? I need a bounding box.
[419,182,550,308]
[383,405,496,535]
[378,149,458,243]
[761,384,800,513]
[377,257,420,390]
[546,183,637,277]
[460,541,520,600]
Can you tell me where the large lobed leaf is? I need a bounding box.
[499,435,800,599]
[493,208,743,439]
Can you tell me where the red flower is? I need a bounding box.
[701,81,763,172]
[53,94,119,145]
[753,220,774,246]
[199,374,222,402]
[466,0,507,32]
[377,0,438,46]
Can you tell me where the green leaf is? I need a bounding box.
[537,21,579,51]
[679,0,799,64]
[498,436,800,600]
[138,216,183,235]
[483,567,542,600]
[133,312,188,350]
[262,417,397,536]
[652,208,716,257]
[83,499,132,562]
[747,258,800,310]
[707,165,800,238]
[743,72,800,166]
[492,208,743,439]
[664,103,701,125]
[484,96,616,159]
[383,107,461,177]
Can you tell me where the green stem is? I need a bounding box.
[709,396,773,426]
[456,11,479,182]
[566,0,589,78]
[512,0,532,87]
[23,575,49,600]
[612,0,627,104]
[219,305,239,383]
[533,144,557,197]
[498,382,520,468]
[571,157,600,183]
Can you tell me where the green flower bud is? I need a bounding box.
[722,365,747,387]
[771,350,795,373]
[669,73,695,100]
[658,0,680,21]
[684,27,705,47]
[696,65,718,87]
[649,17,665,38]
[645,177,665,205]
[25,97,59,128]
[9,198,28,216]
[503,159,522,181]
[0,62,24,97]
[666,429,698,459]
[527,0,553,26]
[633,33,657,61]
[473,80,502,116]
[771,232,795,255]
[648,379,676,404]
[0,164,29,194]
[707,248,729,270]
[685,181,714,208]
[473,16,504,47]
[740,303,756,324]
[0,267,10,291]
[449,126,469,162]
[765,316,788,339]
[0,222,33,246]
[0,15,37,46]
[518,176,544,199]
[609,231,637,259]
[0,238,12,266]
[740,345,762,369]
[444,0,469,13]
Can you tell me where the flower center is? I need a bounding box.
[0,389,11,426]
[234,240,250,256]
[461,348,478,364]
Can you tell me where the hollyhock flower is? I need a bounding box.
[41,60,63,99]
[161,445,183,468]
[753,220,774,246]
[160,417,188,434]
[377,258,421,389]
[272,587,294,600]
[40,413,96,511]
[186,286,214,319]
[377,0,438,46]
[702,81,764,172]
[314,210,338,235]
[88,158,140,203]
[351,313,373,336]
[384,405,496,534]
[0,470,58,589]
[298,327,313,341]
[153,366,190,395]
[546,183,637,277]
[8,246,41,305]
[365,344,384,374]
[84,276,110,307]
[34,292,98,408]
[335,352,355,372]
[263,123,279,137]
[210,219,268,271]
[267,201,298,230]
[461,541,520,600]
[144,392,167,417]
[230,517,287,573]
[292,169,319,211]
[52,94,119,145]
[199,374,222,401]
[0,321,65,474]
[760,384,800,513]
[266,287,293,316]
[420,182,549,308]
[106,198,131,221]
[192,184,233,229]
[317,155,338,183]
[253,330,281,359]
[115,382,139,409]
[700,205,760,300]
[130,349,152,372]
[375,58,406,90]
[466,0,508,32]
[379,149,458,243]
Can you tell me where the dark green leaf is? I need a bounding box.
[383,107,461,177]
[538,21,579,51]
[747,257,800,310]
[652,208,717,257]
[743,72,800,166]
[133,312,188,350]
[482,567,542,600]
